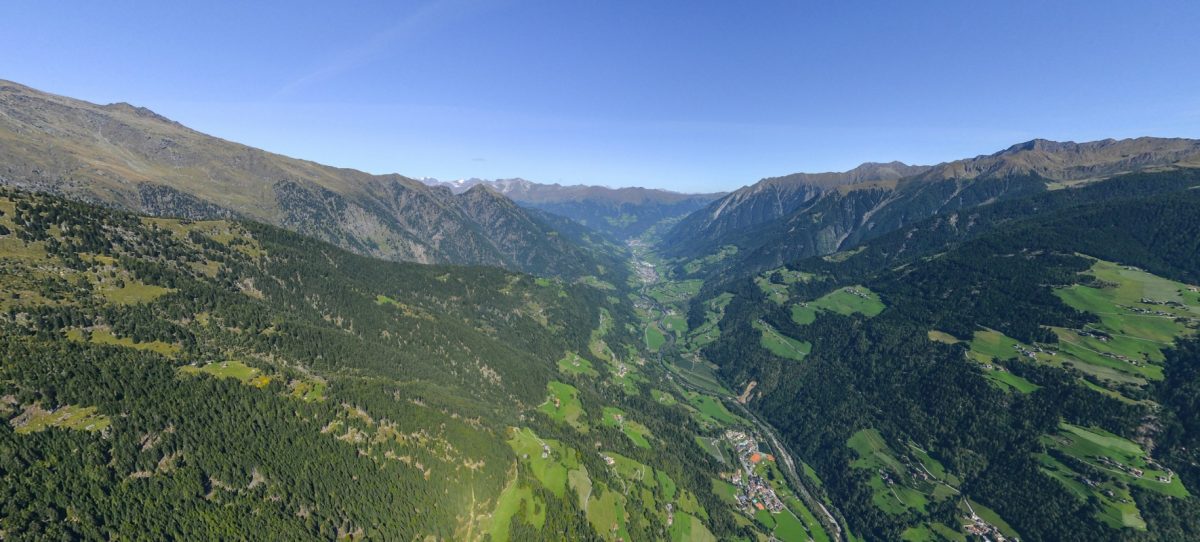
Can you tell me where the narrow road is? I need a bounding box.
[629,246,846,541]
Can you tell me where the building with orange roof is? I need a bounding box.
[750,452,762,464]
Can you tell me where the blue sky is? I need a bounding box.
[3,1,1198,192]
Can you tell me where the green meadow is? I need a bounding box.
[602,406,653,448]
[755,320,811,361]
[791,285,885,325]
[538,381,587,431]
[557,352,599,377]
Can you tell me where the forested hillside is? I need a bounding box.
[691,176,1200,540]
[0,189,754,541]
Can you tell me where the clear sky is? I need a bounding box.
[3,1,1198,192]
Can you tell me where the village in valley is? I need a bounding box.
[720,429,787,515]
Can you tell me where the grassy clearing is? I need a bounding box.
[754,321,811,361]
[754,267,815,305]
[374,294,432,320]
[651,389,677,406]
[683,245,738,275]
[822,246,864,263]
[180,360,272,388]
[786,496,831,542]
[1050,258,1200,385]
[578,275,617,291]
[696,437,726,463]
[507,427,583,498]
[488,475,545,542]
[927,330,961,344]
[791,285,885,325]
[1037,453,1145,530]
[685,293,733,352]
[69,328,181,358]
[586,484,630,541]
[98,280,172,305]
[670,513,717,542]
[847,429,959,516]
[557,352,599,378]
[645,324,667,351]
[963,499,1020,540]
[602,407,652,449]
[1045,423,1187,498]
[538,381,587,432]
[11,404,111,434]
[289,379,327,401]
[684,391,741,426]
[965,330,1040,393]
[569,467,592,510]
[648,280,704,305]
[663,314,688,336]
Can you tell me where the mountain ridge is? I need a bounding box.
[660,137,1200,275]
[0,79,616,278]
[422,177,724,240]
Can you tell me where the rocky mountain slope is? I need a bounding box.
[424,177,724,240]
[660,138,1200,277]
[0,80,614,278]
[660,162,929,258]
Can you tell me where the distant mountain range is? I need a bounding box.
[421,177,724,240]
[0,80,619,279]
[660,136,1200,277]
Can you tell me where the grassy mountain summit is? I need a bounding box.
[0,80,617,279]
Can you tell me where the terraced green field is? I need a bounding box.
[791,285,885,325]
